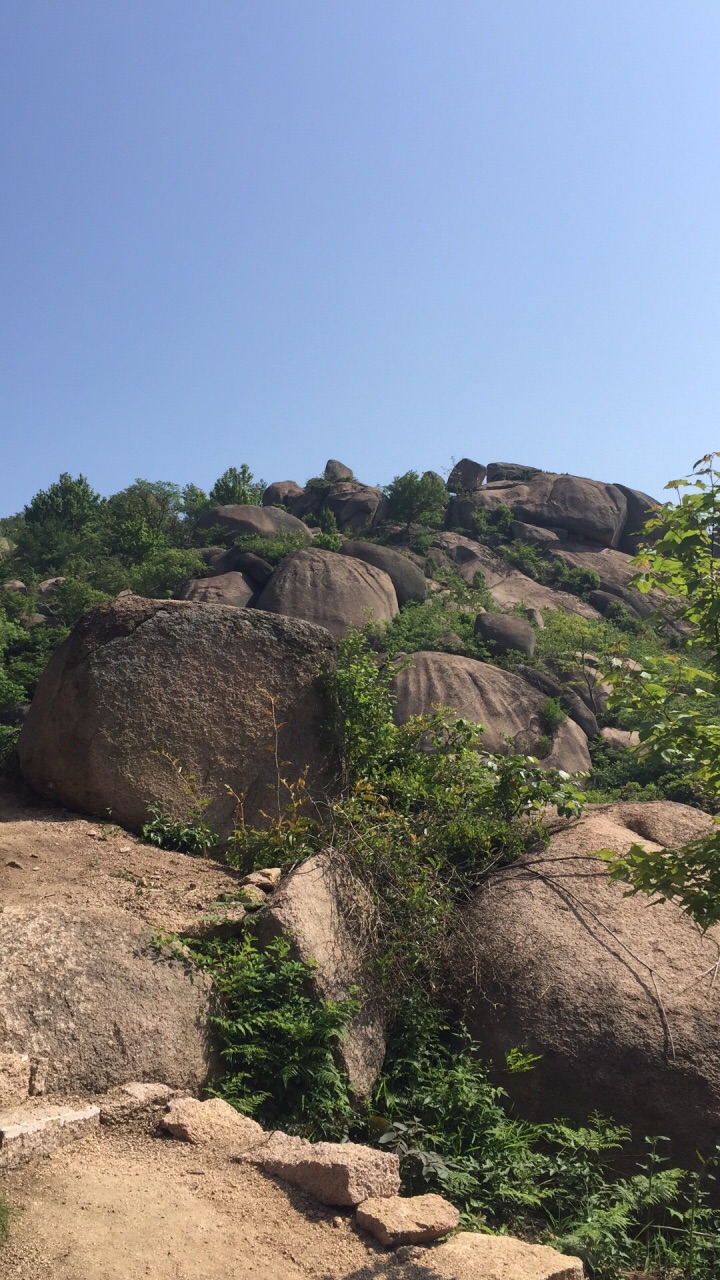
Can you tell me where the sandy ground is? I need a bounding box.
[0,784,247,935]
[0,1124,410,1280]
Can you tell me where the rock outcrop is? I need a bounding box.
[198,503,312,542]
[0,904,213,1095]
[176,570,255,608]
[457,801,720,1156]
[256,548,398,638]
[451,472,629,548]
[18,598,337,837]
[392,651,590,771]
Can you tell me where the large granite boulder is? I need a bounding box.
[446,458,486,494]
[261,480,304,508]
[391,651,590,771]
[18,599,337,837]
[339,542,426,605]
[175,570,255,608]
[486,462,543,483]
[256,548,398,638]
[550,544,665,618]
[324,458,354,482]
[197,503,311,542]
[458,801,720,1157]
[324,482,388,533]
[453,473,629,548]
[474,612,536,658]
[0,904,213,1094]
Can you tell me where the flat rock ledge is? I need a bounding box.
[161,1095,265,1150]
[356,1192,459,1246]
[0,1103,100,1170]
[411,1232,584,1279]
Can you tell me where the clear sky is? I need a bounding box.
[2,1,719,513]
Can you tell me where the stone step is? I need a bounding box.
[0,1103,100,1169]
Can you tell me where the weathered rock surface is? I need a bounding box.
[458,472,629,548]
[339,542,427,605]
[447,458,486,493]
[176,570,255,608]
[324,459,354,482]
[100,1082,177,1126]
[430,534,599,619]
[254,854,385,1096]
[198,503,312,542]
[262,480,304,508]
[256,548,398,639]
[0,1052,30,1110]
[0,905,213,1095]
[550,544,662,617]
[600,726,641,750]
[616,483,660,554]
[356,1193,459,1247]
[458,801,720,1155]
[324,482,388,533]
[392,652,588,770]
[486,461,543,482]
[474,612,536,658]
[0,1104,100,1171]
[161,1097,265,1150]
[19,598,336,837]
[420,1232,584,1280]
[540,717,592,773]
[255,1135,401,1205]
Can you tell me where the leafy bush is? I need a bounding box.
[540,696,567,736]
[470,503,514,547]
[185,933,358,1138]
[0,1192,10,1244]
[233,533,307,565]
[141,804,219,856]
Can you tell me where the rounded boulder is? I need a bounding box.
[339,542,427,606]
[256,548,398,639]
[18,598,337,837]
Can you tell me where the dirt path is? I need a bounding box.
[0,1126,404,1280]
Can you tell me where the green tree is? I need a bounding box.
[384,470,447,531]
[209,465,265,507]
[24,472,102,531]
[602,454,720,927]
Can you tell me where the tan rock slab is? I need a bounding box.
[101,1081,178,1125]
[161,1096,265,1151]
[420,1231,583,1279]
[356,1193,459,1246]
[0,1104,100,1170]
[0,1052,30,1109]
[256,1136,401,1205]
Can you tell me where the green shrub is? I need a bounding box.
[209,464,265,507]
[0,1193,10,1244]
[470,503,514,547]
[540,697,568,736]
[503,542,601,599]
[141,803,219,856]
[185,933,358,1138]
[233,533,307,565]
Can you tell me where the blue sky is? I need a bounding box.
[2,1,719,513]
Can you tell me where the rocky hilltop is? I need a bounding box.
[1,456,719,1279]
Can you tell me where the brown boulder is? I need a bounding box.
[446,458,487,493]
[198,503,311,542]
[18,598,336,838]
[391,651,589,771]
[0,905,213,1095]
[616,484,660,555]
[550,545,663,618]
[324,459,354,482]
[459,801,720,1156]
[356,1193,459,1247]
[339,542,427,605]
[324,482,388,533]
[176,571,255,608]
[161,1097,265,1150]
[261,480,304,508]
[254,1135,401,1205]
[256,548,398,639]
[486,462,544,483]
[474,612,536,658]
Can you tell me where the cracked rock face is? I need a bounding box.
[18,598,338,838]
